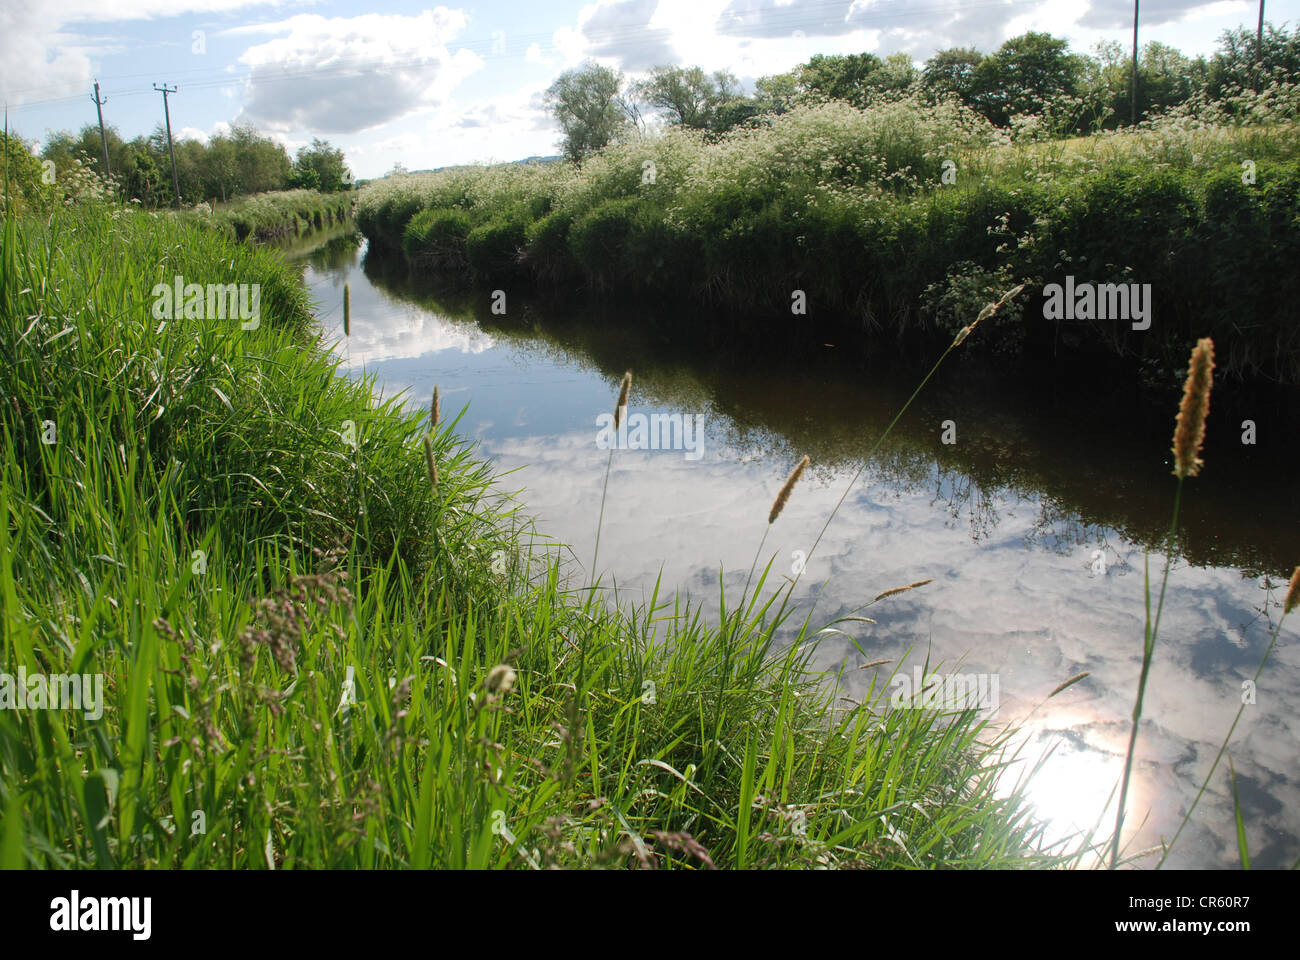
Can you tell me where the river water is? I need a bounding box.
[285,226,1298,869]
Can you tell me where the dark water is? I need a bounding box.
[286,227,1300,869]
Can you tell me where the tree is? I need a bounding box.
[289,165,321,190]
[119,141,166,207]
[545,61,637,162]
[879,52,920,97]
[753,72,800,114]
[37,130,80,179]
[1080,38,1197,128]
[229,123,292,194]
[711,97,762,134]
[204,134,238,203]
[794,52,914,107]
[174,138,207,204]
[922,47,984,104]
[969,32,1085,126]
[1206,24,1300,99]
[797,53,885,106]
[635,65,747,133]
[291,139,352,192]
[1141,41,1196,114]
[2,131,57,213]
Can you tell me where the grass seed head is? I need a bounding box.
[1172,337,1215,479]
[423,433,438,489]
[432,384,440,428]
[614,370,632,430]
[870,578,935,604]
[1285,566,1300,615]
[343,283,351,337]
[769,454,810,525]
[953,283,1026,347]
[486,664,517,695]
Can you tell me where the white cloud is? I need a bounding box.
[546,0,1254,85]
[1079,0,1231,30]
[553,0,679,72]
[0,0,299,107]
[525,41,559,68]
[233,9,483,135]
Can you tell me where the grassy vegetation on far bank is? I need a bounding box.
[186,188,355,243]
[357,97,1300,387]
[1,199,1088,869]
[0,133,353,247]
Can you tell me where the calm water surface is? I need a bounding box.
[287,228,1299,869]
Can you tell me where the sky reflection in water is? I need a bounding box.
[293,231,1299,869]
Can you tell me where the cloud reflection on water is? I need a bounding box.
[296,236,1300,869]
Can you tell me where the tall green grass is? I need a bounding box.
[0,200,1074,869]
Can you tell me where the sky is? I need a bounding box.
[2,0,1295,179]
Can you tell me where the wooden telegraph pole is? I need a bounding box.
[91,81,111,177]
[1131,0,1140,126]
[153,83,181,208]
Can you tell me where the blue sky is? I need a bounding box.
[3,0,1295,179]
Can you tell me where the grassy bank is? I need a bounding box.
[357,98,1300,386]
[184,188,354,243]
[0,200,1077,869]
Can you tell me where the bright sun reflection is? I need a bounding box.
[1000,705,1154,866]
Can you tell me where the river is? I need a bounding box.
[284,225,1299,869]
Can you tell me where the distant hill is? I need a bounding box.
[360,154,563,186]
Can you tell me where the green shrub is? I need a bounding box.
[568,197,647,288]
[403,207,472,269]
[466,212,530,281]
[525,209,579,284]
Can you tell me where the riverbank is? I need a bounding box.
[0,202,1076,869]
[183,187,354,243]
[357,100,1300,388]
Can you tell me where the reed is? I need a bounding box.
[590,370,632,589]
[1171,338,1215,478]
[738,454,810,642]
[767,284,1028,632]
[1111,337,1215,869]
[424,433,438,489]
[768,455,810,526]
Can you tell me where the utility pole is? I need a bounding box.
[1131,0,1140,126]
[1255,1,1266,90]
[91,81,111,178]
[153,83,181,208]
